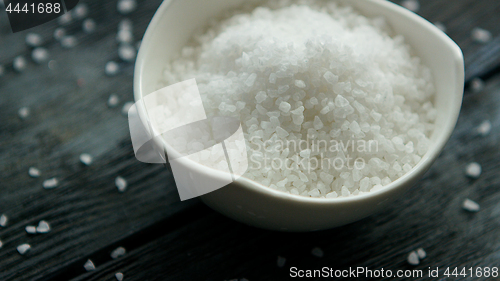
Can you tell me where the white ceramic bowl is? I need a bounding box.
[134,0,464,231]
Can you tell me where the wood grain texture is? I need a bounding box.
[0,0,499,280]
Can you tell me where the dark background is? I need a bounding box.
[0,0,499,280]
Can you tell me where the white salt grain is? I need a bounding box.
[83,19,97,34]
[13,56,27,72]
[115,176,127,192]
[72,3,89,19]
[470,78,484,93]
[407,251,419,265]
[108,94,120,108]
[54,28,66,41]
[401,0,420,12]
[471,28,492,44]
[477,120,491,136]
[277,256,286,267]
[416,248,426,259]
[43,178,59,189]
[61,36,77,48]
[434,22,446,32]
[17,244,31,255]
[465,162,481,179]
[25,226,37,234]
[117,0,137,14]
[118,44,137,62]
[106,61,120,76]
[84,259,96,271]
[58,13,72,25]
[80,153,93,166]
[122,102,133,116]
[36,220,51,233]
[25,33,42,47]
[119,19,133,31]
[311,247,324,257]
[0,214,7,227]
[29,167,41,178]
[117,29,134,44]
[463,198,480,212]
[32,48,49,64]
[115,273,124,281]
[111,246,127,259]
[18,107,30,119]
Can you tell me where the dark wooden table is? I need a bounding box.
[0,0,499,280]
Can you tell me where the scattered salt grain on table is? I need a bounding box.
[401,0,420,12]
[118,44,137,62]
[80,153,93,166]
[18,107,30,119]
[119,19,133,31]
[463,198,480,212]
[25,33,42,47]
[117,0,137,14]
[477,120,491,136]
[115,273,124,281]
[311,247,324,258]
[32,48,49,64]
[465,162,481,179]
[0,240,3,248]
[48,60,57,70]
[13,56,27,72]
[83,19,97,34]
[471,27,492,44]
[108,94,120,108]
[470,78,485,93]
[43,178,59,189]
[54,28,66,41]
[105,61,120,76]
[25,226,37,234]
[122,102,134,116]
[61,36,77,48]
[37,220,51,233]
[161,0,436,198]
[434,22,446,32]
[115,176,127,192]
[277,256,286,267]
[72,3,89,19]
[111,246,126,259]
[17,244,31,255]
[416,248,426,259]
[0,214,7,227]
[407,251,419,265]
[84,259,96,271]
[58,13,72,26]
[29,167,41,178]
[116,29,133,44]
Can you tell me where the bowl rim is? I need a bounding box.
[134,0,465,204]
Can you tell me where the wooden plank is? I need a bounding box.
[71,73,500,281]
[0,0,498,280]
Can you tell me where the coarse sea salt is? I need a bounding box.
[32,48,49,64]
[26,225,37,234]
[13,56,27,72]
[0,214,7,227]
[108,94,120,108]
[37,220,51,233]
[80,153,93,166]
[17,244,31,255]
[84,259,96,271]
[111,246,127,259]
[115,273,124,281]
[465,162,481,179]
[160,0,436,198]
[477,120,491,136]
[43,177,59,189]
[407,251,419,265]
[115,176,128,192]
[462,198,480,212]
[416,247,426,259]
[18,107,30,119]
